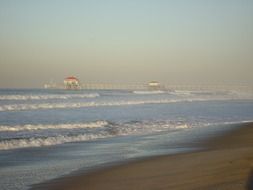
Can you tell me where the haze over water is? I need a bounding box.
[1,0,253,88]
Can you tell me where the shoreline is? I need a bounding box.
[31,123,253,190]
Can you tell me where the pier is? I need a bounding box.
[44,82,253,92]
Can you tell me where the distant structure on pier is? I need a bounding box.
[64,76,80,90]
[148,81,161,90]
[44,79,58,89]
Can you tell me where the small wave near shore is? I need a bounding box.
[0,120,194,150]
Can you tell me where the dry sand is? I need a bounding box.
[32,123,253,190]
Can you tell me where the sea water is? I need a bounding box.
[0,88,253,190]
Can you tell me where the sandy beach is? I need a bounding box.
[31,122,253,190]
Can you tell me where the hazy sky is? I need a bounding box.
[0,0,253,88]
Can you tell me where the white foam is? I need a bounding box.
[0,121,108,132]
[0,121,194,150]
[0,97,245,112]
[0,99,209,112]
[0,93,100,100]
[0,133,110,150]
[0,119,251,150]
[169,90,193,96]
[114,121,193,135]
[175,124,189,129]
[133,90,165,94]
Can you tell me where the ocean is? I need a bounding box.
[0,88,253,190]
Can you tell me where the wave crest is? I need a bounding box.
[0,99,194,111]
[0,121,109,132]
[0,120,193,150]
[0,93,99,100]
[0,134,108,150]
[133,91,165,94]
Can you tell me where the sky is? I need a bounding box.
[0,0,253,88]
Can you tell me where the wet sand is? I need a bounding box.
[32,123,253,190]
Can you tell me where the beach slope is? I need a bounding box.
[32,123,253,190]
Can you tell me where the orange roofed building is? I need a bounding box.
[64,76,81,90]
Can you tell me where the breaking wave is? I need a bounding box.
[0,134,109,150]
[0,98,227,112]
[0,120,193,150]
[0,121,108,132]
[0,93,100,100]
[133,90,165,94]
